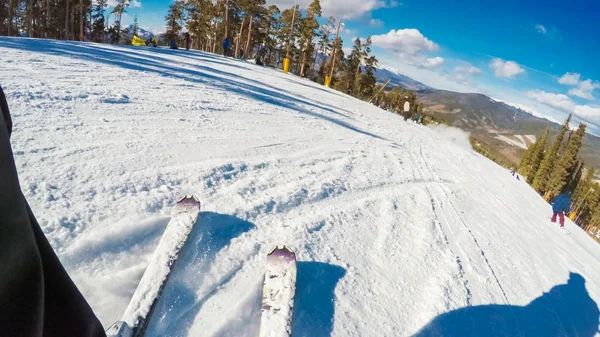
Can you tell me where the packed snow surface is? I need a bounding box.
[2,37,600,337]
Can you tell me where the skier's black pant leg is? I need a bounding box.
[0,85,106,337]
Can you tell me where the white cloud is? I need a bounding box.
[526,91,574,112]
[370,29,443,70]
[454,64,481,75]
[269,0,397,19]
[568,79,599,100]
[558,72,580,85]
[557,73,599,100]
[369,19,384,27]
[489,58,525,78]
[423,56,444,68]
[371,28,438,55]
[107,0,142,8]
[527,90,600,125]
[535,24,547,34]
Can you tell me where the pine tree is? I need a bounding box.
[259,5,280,66]
[357,37,377,99]
[91,0,107,42]
[165,0,185,43]
[532,114,571,195]
[578,182,600,225]
[590,205,600,227]
[335,38,361,94]
[571,166,595,226]
[298,0,321,77]
[546,123,586,199]
[519,127,549,183]
[132,13,139,36]
[111,0,129,43]
[567,159,584,195]
[278,4,301,67]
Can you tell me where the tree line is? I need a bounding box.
[0,0,426,116]
[0,0,131,43]
[161,0,428,112]
[518,115,600,234]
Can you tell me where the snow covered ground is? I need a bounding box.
[2,37,600,336]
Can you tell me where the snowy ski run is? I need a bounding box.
[1,37,600,337]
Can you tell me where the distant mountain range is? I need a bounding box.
[375,65,600,169]
[375,65,431,91]
[123,24,162,40]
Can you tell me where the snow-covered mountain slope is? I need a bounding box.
[2,37,600,337]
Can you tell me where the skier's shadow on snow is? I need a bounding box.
[292,262,347,337]
[143,211,256,337]
[413,272,600,337]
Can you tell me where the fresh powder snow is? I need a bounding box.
[1,37,600,336]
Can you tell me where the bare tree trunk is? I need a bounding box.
[300,43,307,77]
[224,0,229,39]
[79,0,84,41]
[8,0,12,36]
[117,10,122,43]
[235,16,245,58]
[328,21,341,81]
[45,0,50,38]
[27,0,33,37]
[65,0,70,39]
[244,15,252,58]
[70,5,75,40]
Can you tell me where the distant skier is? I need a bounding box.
[0,86,106,337]
[184,32,191,50]
[169,38,178,50]
[223,37,230,57]
[414,112,420,124]
[551,192,571,228]
[403,97,410,121]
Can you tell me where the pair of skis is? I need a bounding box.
[106,196,297,337]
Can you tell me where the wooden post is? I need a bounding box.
[285,3,297,59]
[80,0,84,41]
[368,79,390,103]
[65,0,70,39]
[327,20,341,84]
[235,16,245,58]
[224,0,229,39]
[245,15,253,58]
[8,0,12,36]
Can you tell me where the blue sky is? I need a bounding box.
[116,0,600,133]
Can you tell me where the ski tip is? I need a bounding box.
[267,245,296,261]
[105,321,132,337]
[172,195,201,214]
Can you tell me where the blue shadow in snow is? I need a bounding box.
[292,262,347,337]
[414,272,600,337]
[144,211,255,337]
[0,38,386,141]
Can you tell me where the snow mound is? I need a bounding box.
[2,37,600,337]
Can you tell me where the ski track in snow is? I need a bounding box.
[2,37,600,337]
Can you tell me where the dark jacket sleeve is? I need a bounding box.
[0,85,106,337]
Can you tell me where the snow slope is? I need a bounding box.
[2,37,600,337]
